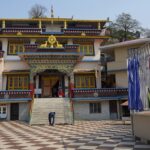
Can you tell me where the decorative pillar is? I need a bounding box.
[64,21,67,29]
[29,72,34,97]
[39,20,42,29]
[64,75,69,97]
[98,22,101,30]
[2,20,5,29]
[35,75,39,98]
[69,72,74,98]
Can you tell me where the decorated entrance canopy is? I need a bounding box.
[19,36,83,76]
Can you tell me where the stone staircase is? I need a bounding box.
[30,98,73,125]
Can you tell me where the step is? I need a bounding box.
[30,98,73,125]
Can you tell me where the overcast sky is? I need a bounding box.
[0,0,150,28]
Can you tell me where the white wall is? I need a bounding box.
[115,72,128,87]
[1,38,8,58]
[4,60,29,71]
[46,24,61,32]
[74,101,110,120]
[82,39,102,61]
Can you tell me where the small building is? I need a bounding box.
[100,38,150,119]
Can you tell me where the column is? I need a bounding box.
[38,20,42,32]
[2,20,5,29]
[98,22,101,30]
[35,75,39,98]
[0,49,4,90]
[64,21,67,29]
[39,20,42,29]
[117,100,121,120]
[2,38,8,58]
[69,72,74,98]
[29,72,35,97]
[64,75,69,97]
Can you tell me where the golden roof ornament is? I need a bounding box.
[40,35,63,48]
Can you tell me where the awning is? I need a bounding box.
[121,101,128,106]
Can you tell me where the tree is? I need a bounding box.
[142,28,150,38]
[109,13,142,42]
[28,4,47,18]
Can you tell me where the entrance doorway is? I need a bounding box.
[0,105,7,119]
[42,76,59,97]
[109,101,117,119]
[10,103,19,120]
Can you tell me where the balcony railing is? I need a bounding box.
[0,51,4,58]
[63,28,101,35]
[0,90,32,100]
[2,28,41,34]
[24,44,79,53]
[72,88,128,99]
[64,28,110,36]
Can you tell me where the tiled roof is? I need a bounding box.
[100,38,150,51]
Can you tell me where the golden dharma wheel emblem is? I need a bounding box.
[48,35,56,45]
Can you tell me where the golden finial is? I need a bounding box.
[51,5,54,18]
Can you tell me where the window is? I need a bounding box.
[79,45,94,56]
[7,75,29,90]
[75,74,96,88]
[89,103,101,113]
[0,106,7,114]
[2,107,6,114]
[8,43,25,55]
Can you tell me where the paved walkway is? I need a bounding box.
[0,121,150,150]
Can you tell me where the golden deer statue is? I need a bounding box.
[40,41,48,48]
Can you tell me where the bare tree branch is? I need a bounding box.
[28,4,47,18]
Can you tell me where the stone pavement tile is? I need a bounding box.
[134,144,150,149]
[76,138,93,142]
[38,148,57,150]
[77,145,98,150]
[57,148,76,150]
[67,142,85,146]
[21,146,43,150]
[96,146,114,150]
[119,141,135,146]
[114,147,133,150]
[5,146,27,149]
[95,136,110,140]
[100,143,118,147]
[87,140,104,145]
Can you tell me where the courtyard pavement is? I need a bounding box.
[0,121,150,150]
